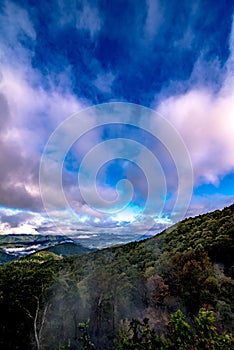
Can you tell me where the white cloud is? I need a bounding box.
[157,17,234,186]
[0,1,86,210]
[76,0,102,38]
[144,0,164,41]
[0,223,38,235]
[0,1,36,65]
[158,88,234,184]
[93,72,115,93]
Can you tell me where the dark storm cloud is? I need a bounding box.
[0,89,39,210]
[0,212,33,227]
[0,74,40,209]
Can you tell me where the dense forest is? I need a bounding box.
[0,204,233,349]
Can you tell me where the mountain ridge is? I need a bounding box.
[0,234,94,263]
[0,203,233,349]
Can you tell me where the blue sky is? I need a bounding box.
[0,0,233,247]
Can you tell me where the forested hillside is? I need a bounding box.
[0,204,233,349]
[0,235,93,263]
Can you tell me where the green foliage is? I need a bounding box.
[167,310,194,349]
[0,252,60,349]
[162,247,216,312]
[78,320,96,350]
[0,204,233,349]
[115,318,164,349]
[194,308,218,350]
[193,308,234,350]
[116,308,234,350]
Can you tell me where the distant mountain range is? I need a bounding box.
[0,234,94,263]
[0,231,156,264]
[0,204,233,349]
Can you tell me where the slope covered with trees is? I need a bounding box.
[0,204,233,349]
[0,235,93,263]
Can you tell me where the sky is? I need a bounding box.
[0,0,234,248]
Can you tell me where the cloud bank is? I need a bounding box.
[0,1,233,246]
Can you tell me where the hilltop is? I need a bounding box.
[0,204,233,349]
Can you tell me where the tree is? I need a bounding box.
[147,273,169,306]
[194,308,234,350]
[24,293,50,350]
[167,310,194,350]
[115,308,234,350]
[78,320,96,350]
[115,318,164,349]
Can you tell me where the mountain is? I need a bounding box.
[42,242,93,257]
[0,250,15,264]
[0,234,94,263]
[0,204,233,349]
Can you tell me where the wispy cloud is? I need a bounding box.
[76,0,103,39]
[0,1,233,246]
